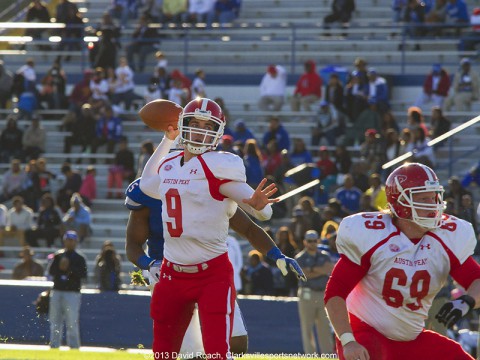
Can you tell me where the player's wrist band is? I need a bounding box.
[137,254,155,270]
[339,332,356,347]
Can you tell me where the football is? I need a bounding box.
[138,99,183,131]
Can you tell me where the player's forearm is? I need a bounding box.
[221,182,272,221]
[325,296,354,338]
[126,240,147,268]
[141,136,175,179]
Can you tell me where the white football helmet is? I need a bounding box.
[178,98,226,155]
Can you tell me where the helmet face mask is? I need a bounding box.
[386,163,446,229]
[179,98,225,155]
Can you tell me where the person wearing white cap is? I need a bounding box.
[48,230,87,349]
[446,58,480,111]
[295,230,334,355]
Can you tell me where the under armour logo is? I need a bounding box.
[420,244,431,250]
[190,169,198,174]
[163,273,171,280]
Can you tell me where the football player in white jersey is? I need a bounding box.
[325,162,480,360]
[139,97,306,360]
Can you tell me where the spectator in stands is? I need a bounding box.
[62,193,91,243]
[446,57,479,111]
[111,57,141,110]
[360,128,385,174]
[56,5,84,59]
[334,144,352,178]
[186,0,215,24]
[392,0,408,23]
[79,166,97,208]
[191,68,207,99]
[402,0,426,42]
[0,159,27,203]
[0,60,13,109]
[136,140,154,178]
[89,27,118,71]
[358,193,378,213]
[383,128,401,178]
[93,12,121,50]
[170,69,192,99]
[68,69,93,115]
[35,158,56,197]
[299,196,323,234]
[39,60,67,110]
[365,173,387,210]
[168,78,189,107]
[344,70,369,123]
[445,175,471,216]
[414,63,451,109]
[290,139,313,170]
[411,126,436,167]
[90,67,110,104]
[262,139,283,177]
[323,0,356,32]
[109,0,139,28]
[56,163,82,213]
[258,64,287,112]
[461,161,480,188]
[407,106,429,136]
[240,139,263,189]
[125,14,159,73]
[350,159,370,193]
[107,136,135,199]
[459,7,480,51]
[429,106,451,147]
[288,205,309,249]
[325,72,345,113]
[55,0,78,23]
[334,173,362,215]
[48,230,87,349]
[346,98,382,146]
[161,0,188,24]
[367,67,390,115]
[445,0,469,25]
[316,146,338,193]
[24,0,51,45]
[216,134,239,154]
[25,193,62,248]
[457,194,479,237]
[262,117,290,151]
[144,77,162,104]
[63,103,97,161]
[12,246,44,280]
[425,0,448,36]
[241,250,274,295]
[154,51,168,72]
[22,114,45,161]
[22,159,42,211]
[209,0,241,27]
[0,116,23,163]
[94,240,122,291]
[295,230,334,355]
[90,105,123,162]
[150,67,170,99]
[312,100,339,147]
[0,196,34,247]
[381,111,400,137]
[232,119,255,145]
[290,60,322,112]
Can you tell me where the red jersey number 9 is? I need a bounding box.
[362,213,386,230]
[165,188,183,237]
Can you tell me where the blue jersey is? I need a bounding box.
[125,178,164,260]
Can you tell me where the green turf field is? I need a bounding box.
[0,349,334,360]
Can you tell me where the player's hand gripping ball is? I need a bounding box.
[139,99,183,131]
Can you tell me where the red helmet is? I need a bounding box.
[179,98,226,154]
[385,163,445,229]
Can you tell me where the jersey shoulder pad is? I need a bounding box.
[202,151,246,182]
[337,212,395,265]
[125,178,162,210]
[433,215,476,264]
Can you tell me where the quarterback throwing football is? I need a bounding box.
[325,162,480,360]
[140,98,305,360]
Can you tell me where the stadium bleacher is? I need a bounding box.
[0,0,479,290]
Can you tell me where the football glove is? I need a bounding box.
[435,294,475,328]
[267,246,307,282]
[147,259,162,285]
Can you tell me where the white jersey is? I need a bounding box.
[337,212,476,341]
[141,150,245,265]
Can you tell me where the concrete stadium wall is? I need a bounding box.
[0,280,303,353]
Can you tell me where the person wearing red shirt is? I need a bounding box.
[290,60,322,112]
